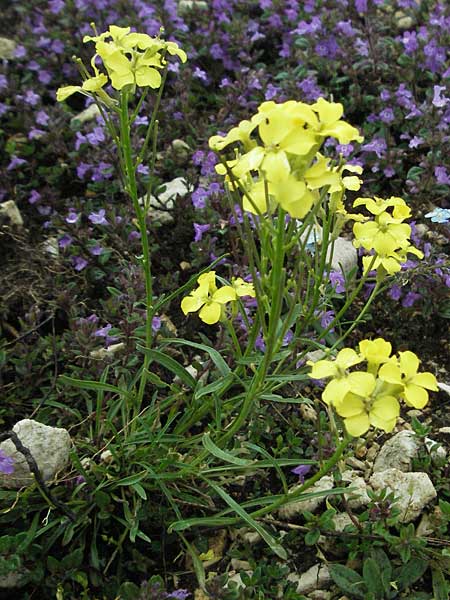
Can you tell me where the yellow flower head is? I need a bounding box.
[378,351,438,409]
[231,277,256,297]
[181,271,237,325]
[312,97,363,144]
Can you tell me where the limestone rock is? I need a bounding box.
[287,563,331,594]
[0,420,71,489]
[139,177,191,224]
[0,200,23,227]
[90,342,125,360]
[342,470,371,509]
[178,0,208,15]
[373,430,446,473]
[328,237,358,277]
[369,468,437,523]
[278,476,334,519]
[0,37,17,60]
[70,103,101,126]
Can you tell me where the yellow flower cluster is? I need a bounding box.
[308,338,438,437]
[57,25,186,102]
[209,98,363,219]
[352,196,423,275]
[181,271,255,325]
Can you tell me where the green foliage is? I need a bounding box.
[330,548,429,599]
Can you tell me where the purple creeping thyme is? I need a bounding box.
[0,449,15,475]
[291,464,311,483]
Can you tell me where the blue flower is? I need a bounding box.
[424,208,450,224]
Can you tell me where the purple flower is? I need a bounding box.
[48,0,65,14]
[361,137,387,158]
[29,128,45,140]
[7,156,27,171]
[28,190,41,204]
[35,110,49,126]
[0,449,15,475]
[432,85,450,109]
[58,234,73,248]
[329,271,346,293]
[88,209,108,225]
[401,31,418,54]
[355,0,367,13]
[86,126,105,146]
[77,162,92,179]
[152,316,162,332]
[0,74,7,90]
[402,291,422,308]
[319,310,335,331]
[384,167,395,178]
[191,187,208,209]
[193,67,208,82]
[388,284,402,301]
[291,464,311,483]
[167,591,190,600]
[24,90,40,106]
[90,244,104,255]
[66,211,79,224]
[94,323,119,345]
[379,108,395,124]
[434,166,450,185]
[72,256,88,271]
[409,136,423,149]
[193,223,211,242]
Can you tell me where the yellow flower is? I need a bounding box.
[231,278,256,297]
[56,73,109,102]
[181,271,237,325]
[353,212,411,255]
[358,338,393,374]
[209,118,260,153]
[311,97,363,144]
[308,348,364,406]
[378,351,438,409]
[361,244,423,276]
[353,196,409,217]
[336,389,400,437]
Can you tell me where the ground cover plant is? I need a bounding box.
[0,0,449,598]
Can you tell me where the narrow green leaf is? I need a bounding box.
[59,374,132,400]
[160,338,231,377]
[194,373,234,400]
[202,433,251,466]
[116,471,147,486]
[329,564,365,599]
[209,482,287,560]
[132,483,147,500]
[137,346,196,388]
[432,568,449,600]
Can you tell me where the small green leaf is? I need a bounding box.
[137,347,196,389]
[202,433,251,466]
[329,564,365,599]
[161,338,231,377]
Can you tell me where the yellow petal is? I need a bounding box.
[199,301,222,324]
[371,395,400,421]
[56,85,82,101]
[378,362,402,385]
[181,294,205,315]
[335,392,365,417]
[336,348,363,369]
[399,351,419,379]
[212,286,237,304]
[308,360,337,380]
[344,413,370,437]
[313,97,343,125]
[322,377,350,406]
[135,66,162,88]
[346,371,376,397]
[404,384,429,409]
[411,372,438,391]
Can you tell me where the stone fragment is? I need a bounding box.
[70,103,101,126]
[0,37,17,60]
[342,470,371,509]
[299,403,317,423]
[0,419,71,489]
[90,342,125,360]
[178,0,208,15]
[42,237,59,257]
[373,430,446,473]
[369,468,437,523]
[139,177,191,224]
[278,476,334,519]
[287,564,331,594]
[0,200,23,227]
[328,236,358,277]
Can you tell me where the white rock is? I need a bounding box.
[139,177,191,224]
[178,0,208,15]
[0,569,28,589]
[0,200,23,227]
[287,564,331,594]
[342,470,371,509]
[278,476,334,519]
[0,37,17,60]
[416,513,435,537]
[319,512,354,554]
[328,237,358,277]
[90,342,125,360]
[369,468,437,523]
[373,430,418,473]
[438,382,450,396]
[0,420,71,489]
[70,103,101,126]
[373,430,446,473]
